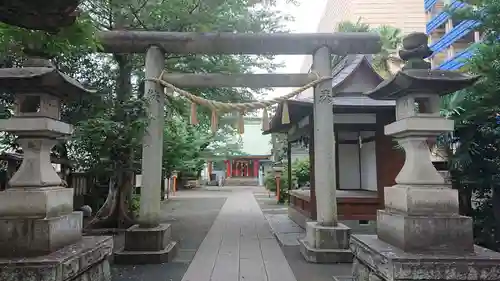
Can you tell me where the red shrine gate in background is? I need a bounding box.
[224,156,269,178]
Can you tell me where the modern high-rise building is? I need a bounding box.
[301,0,427,73]
[425,0,481,70]
[301,0,480,72]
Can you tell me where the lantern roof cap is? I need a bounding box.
[366,32,480,100]
[0,0,80,32]
[0,66,94,99]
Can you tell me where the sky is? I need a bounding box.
[267,0,327,98]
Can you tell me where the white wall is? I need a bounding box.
[337,132,360,190]
[360,141,377,191]
[337,131,377,190]
[241,120,272,156]
[338,143,361,189]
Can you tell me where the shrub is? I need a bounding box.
[264,165,297,203]
[292,159,310,187]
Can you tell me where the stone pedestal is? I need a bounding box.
[0,236,113,281]
[114,224,178,264]
[378,185,475,254]
[299,222,353,263]
[0,187,113,280]
[351,235,500,281]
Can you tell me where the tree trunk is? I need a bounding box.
[492,187,500,249]
[450,169,473,216]
[458,187,473,216]
[86,54,137,230]
[85,170,135,230]
[161,171,165,201]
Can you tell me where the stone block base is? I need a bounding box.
[299,222,353,263]
[114,223,178,264]
[124,224,172,251]
[0,211,82,257]
[114,241,178,264]
[288,206,311,229]
[0,187,74,218]
[299,239,353,263]
[350,234,500,281]
[0,236,113,281]
[377,210,474,254]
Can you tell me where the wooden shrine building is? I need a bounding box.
[222,117,273,186]
[224,155,271,178]
[264,55,405,231]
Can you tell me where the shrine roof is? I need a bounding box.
[227,155,272,160]
[264,55,395,134]
[292,54,393,107]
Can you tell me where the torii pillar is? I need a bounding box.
[115,46,178,264]
[299,46,353,263]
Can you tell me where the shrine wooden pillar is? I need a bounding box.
[224,160,231,178]
[253,159,259,178]
[207,161,213,179]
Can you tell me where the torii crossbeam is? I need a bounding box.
[98,31,381,55]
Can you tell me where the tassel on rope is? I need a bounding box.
[190,102,198,125]
[281,101,290,124]
[261,107,270,131]
[237,111,245,135]
[211,110,218,133]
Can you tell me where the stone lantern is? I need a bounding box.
[0,57,113,281]
[349,32,500,281]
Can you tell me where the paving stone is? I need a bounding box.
[275,233,304,247]
[266,214,304,234]
[181,190,297,281]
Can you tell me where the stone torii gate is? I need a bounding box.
[98,31,381,263]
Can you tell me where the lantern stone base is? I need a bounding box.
[376,210,474,254]
[0,235,113,281]
[114,224,178,264]
[0,187,74,218]
[299,222,353,263]
[0,211,83,257]
[350,234,500,281]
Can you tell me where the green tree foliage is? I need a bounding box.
[332,19,403,77]
[443,0,500,250]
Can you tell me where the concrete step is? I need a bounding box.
[225,177,259,186]
[332,276,354,281]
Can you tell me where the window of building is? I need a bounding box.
[455,30,475,44]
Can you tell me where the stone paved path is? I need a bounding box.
[181,189,298,281]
